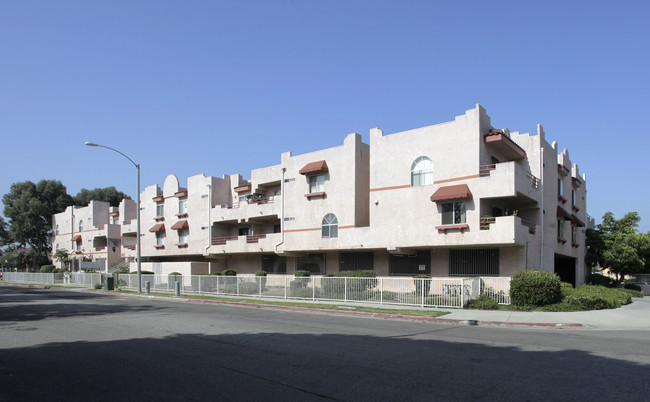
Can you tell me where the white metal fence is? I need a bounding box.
[2,271,512,308]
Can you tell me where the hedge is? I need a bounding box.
[510,270,562,307]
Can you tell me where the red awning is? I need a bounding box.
[557,206,572,220]
[571,214,585,227]
[149,223,165,232]
[299,160,328,175]
[430,184,473,202]
[174,189,188,198]
[170,220,189,230]
[71,234,82,242]
[234,183,251,193]
[152,195,164,202]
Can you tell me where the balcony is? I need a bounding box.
[484,131,526,161]
[209,232,281,253]
[213,196,280,223]
[478,162,539,205]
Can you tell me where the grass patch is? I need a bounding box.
[116,290,449,317]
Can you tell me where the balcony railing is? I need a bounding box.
[246,234,267,243]
[220,196,276,209]
[211,235,239,245]
[480,216,496,230]
[479,163,539,188]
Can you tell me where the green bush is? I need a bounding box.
[624,283,642,292]
[255,270,267,276]
[468,295,499,310]
[168,272,182,276]
[40,265,56,273]
[560,282,574,298]
[130,270,155,275]
[115,278,127,289]
[93,283,103,290]
[255,270,267,289]
[586,273,613,287]
[563,285,632,310]
[238,282,260,294]
[290,287,314,298]
[294,270,311,277]
[221,269,237,276]
[414,275,432,296]
[510,270,562,307]
[53,268,64,273]
[621,288,644,298]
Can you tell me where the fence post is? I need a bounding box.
[284,276,287,299]
[344,277,347,302]
[259,276,262,297]
[421,278,424,308]
[380,278,383,305]
[237,278,240,296]
[461,278,464,308]
[312,277,315,300]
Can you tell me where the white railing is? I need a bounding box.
[115,274,470,308]
[479,277,511,304]
[2,272,55,284]
[1,272,102,286]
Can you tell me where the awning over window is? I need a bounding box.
[170,220,189,230]
[174,189,188,198]
[153,195,164,202]
[234,183,251,193]
[149,223,165,232]
[557,206,572,220]
[71,234,82,242]
[299,160,328,175]
[430,184,472,202]
[571,214,585,227]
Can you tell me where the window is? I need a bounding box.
[55,243,59,251]
[572,190,577,206]
[76,240,82,251]
[309,174,325,193]
[339,252,374,271]
[557,219,565,239]
[110,216,118,225]
[411,156,433,186]
[262,254,287,273]
[274,189,281,196]
[389,251,430,275]
[238,227,250,236]
[449,249,499,276]
[321,213,338,238]
[178,199,187,214]
[558,178,564,197]
[156,203,164,217]
[297,253,325,274]
[55,224,59,235]
[178,229,188,244]
[155,232,165,246]
[78,220,83,232]
[273,224,281,233]
[441,202,466,225]
[571,225,577,244]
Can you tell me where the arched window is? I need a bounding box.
[321,213,338,238]
[78,220,83,232]
[411,156,433,186]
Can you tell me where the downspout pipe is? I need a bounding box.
[274,167,286,254]
[540,146,544,270]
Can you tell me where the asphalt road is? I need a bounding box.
[1,286,649,401]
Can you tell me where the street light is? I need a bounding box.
[85,141,142,293]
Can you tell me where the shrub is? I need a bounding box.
[510,270,562,307]
[115,279,127,289]
[238,282,260,294]
[53,268,64,273]
[130,270,155,275]
[168,272,182,276]
[255,270,267,289]
[560,282,574,298]
[255,270,267,276]
[414,275,432,296]
[40,265,56,273]
[290,287,314,298]
[468,295,499,310]
[563,285,632,310]
[586,273,613,287]
[624,283,642,292]
[294,270,311,277]
[221,269,237,276]
[621,288,644,298]
[94,283,103,290]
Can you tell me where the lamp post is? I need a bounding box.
[85,142,142,293]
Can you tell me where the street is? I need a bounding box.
[1,285,649,401]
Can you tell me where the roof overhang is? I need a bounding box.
[299,160,328,175]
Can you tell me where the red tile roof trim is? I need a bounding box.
[430,184,472,202]
[299,160,328,175]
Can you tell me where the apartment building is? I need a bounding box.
[51,199,137,271]
[64,105,589,285]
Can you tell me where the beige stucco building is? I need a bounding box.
[56,105,589,285]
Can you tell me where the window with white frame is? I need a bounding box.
[411,156,434,186]
[309,174,325,193]
[78,220,83,232]
[572,190,577,206]
[571,225,577,244]
[558,178,564,197]
[155,231,165,246]
[178,229,188,244]
[178,199,187,214]
[156,203,164,217]
[441,202,466,225]
[321,213,338,238]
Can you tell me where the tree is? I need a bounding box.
[53,248,70,270]
[0,215,8,247]
[73,187,131,207]
[592,211,648,283]
[2,180,74,268]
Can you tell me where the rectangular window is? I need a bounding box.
[339,252,374,271]
[571,225,577,243]
[110,216,118,225]
[238,227,250,236]
[557,219,565,239]
[389,251,430,275]
[155,232,165,246]
[441,202,466,225]
[309,174,325,193]
[558,178,564,197]
[449,249,499,276]
[178,229,188,244]
[262,254,286,273]
[297,253,326,274]
[571,190,577,206]
[273,224,281,233]
[178,199,187,214]
[156,203,164,217]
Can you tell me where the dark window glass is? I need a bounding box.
[389,251,430,275]
[449,248,499,276]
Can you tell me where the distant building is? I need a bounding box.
[57,105,588,285]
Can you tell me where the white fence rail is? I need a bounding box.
[2,271,512,308]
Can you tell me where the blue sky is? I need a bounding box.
[1,1,649,231]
